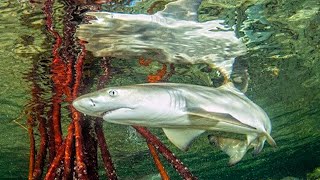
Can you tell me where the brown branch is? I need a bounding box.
[71,40,88,179]
[147,143,170,180]
[163,64,175,82]
[147,64,167,83]
[138,57,152,66]
[51,95,63,151]
[27,115,35,180]
[63,123,75,180]
[32,110,48,179]
[95,120,118,179]
[44,0,64,152]
[47,108,56,163]
[94,57,118,179]
[97,57,111,90]
[44,143,66,180]
[72,111,88,179]
[62,4,77,180]
[133,126,197,180]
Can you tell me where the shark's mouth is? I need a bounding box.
[100,108,133,117]
[100,109,118,117]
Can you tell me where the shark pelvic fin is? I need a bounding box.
[208,135,249,165]
[162,128,205,151]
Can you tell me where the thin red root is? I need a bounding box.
[134,126,197,180]
[44,143,66,180]
[147,64,167,83]
[139,57,152,66]
[28,115,35,180]
[32,113,48,179]
[63,123,75,180]
[71,39,88,179]
[147,143,170,180]
[95,120,118,179]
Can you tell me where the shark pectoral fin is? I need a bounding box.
[162,128,205,151]
[208,135,249,165]
[187,108,234,124]
[187,108,256,130]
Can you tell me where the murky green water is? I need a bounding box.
[0,0,319,179]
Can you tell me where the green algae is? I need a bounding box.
[308,167,320,180]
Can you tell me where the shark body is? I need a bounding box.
[73,83,276,164]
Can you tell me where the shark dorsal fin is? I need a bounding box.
[162,128,205,151]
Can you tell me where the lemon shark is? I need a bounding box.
[73,83,276,165]
[76,0,246,78]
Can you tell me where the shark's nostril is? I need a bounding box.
[89,98,96,107]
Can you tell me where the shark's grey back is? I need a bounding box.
[139,83,269,131]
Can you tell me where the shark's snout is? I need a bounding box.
[72,96,113,118]
[72,98,86,112]
[72,97,96,116]
[72,99,80,109]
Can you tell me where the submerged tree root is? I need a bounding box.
[134,126,197,180]
[26,0,197,179]
[147,143,170,180]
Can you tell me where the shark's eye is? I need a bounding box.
[108,90,118,97]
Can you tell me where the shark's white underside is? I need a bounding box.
[73,83,276,165]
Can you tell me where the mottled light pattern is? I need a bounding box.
[76,0,246,77]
